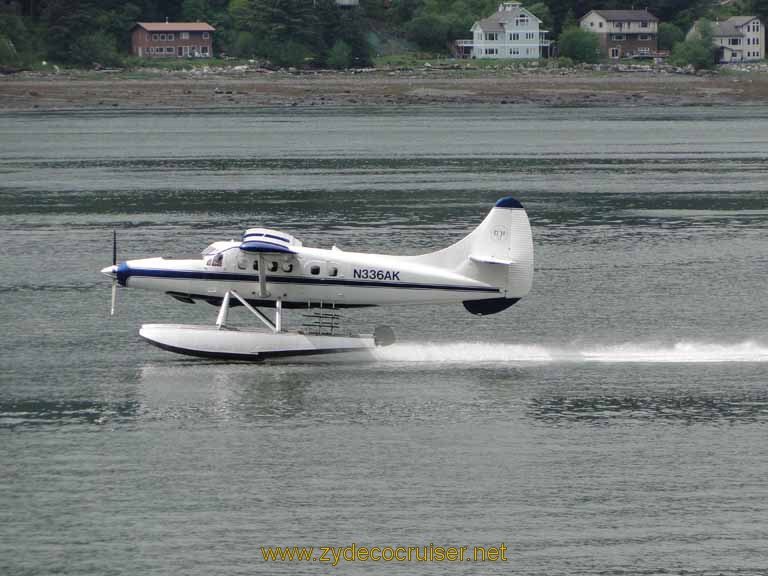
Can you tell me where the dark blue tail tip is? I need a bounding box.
[495,196,524,209]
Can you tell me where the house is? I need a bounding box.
[688,17,764,63]
[130,22,216,59]
[455,2,550,59]
[580,9,659,60]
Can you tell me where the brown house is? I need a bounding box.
[579,10,659,60]
[130,22,216,59]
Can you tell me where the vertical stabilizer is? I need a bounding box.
[414,197,534,310]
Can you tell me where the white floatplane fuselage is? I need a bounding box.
[103,197,534,316]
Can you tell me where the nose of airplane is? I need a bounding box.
[101,265,117,278]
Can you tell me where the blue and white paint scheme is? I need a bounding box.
[101,197,534,360]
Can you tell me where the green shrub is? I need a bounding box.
[558,27,599,64]
[0,33,19,66]
[668,39,715,69]
[268,40,314,68]
[405,14,450,52]
[327,39,352,69]
[658,23,684,51]
[69,31,122,67]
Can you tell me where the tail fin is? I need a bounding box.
[415,197,534,311]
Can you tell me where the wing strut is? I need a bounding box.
[258,254,269,298]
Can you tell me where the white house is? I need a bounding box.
[688,16,764,62]
[455,2,550,59]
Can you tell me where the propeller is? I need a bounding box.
[110,230,117,315]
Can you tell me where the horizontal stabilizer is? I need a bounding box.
[469,254,515,266]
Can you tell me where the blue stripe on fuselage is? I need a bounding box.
[121,267,500,293]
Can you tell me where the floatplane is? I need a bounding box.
[101,197,533,361]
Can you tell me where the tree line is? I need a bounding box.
[1,0,767,69]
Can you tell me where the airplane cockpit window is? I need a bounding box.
[282,263,293,273]
[310,265,320,275]
[329,267,338,277]
[268,261,279,272]
[210,253,223,267]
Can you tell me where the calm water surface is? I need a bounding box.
[1,105,767,575]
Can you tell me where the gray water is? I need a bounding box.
[1,105,767,575]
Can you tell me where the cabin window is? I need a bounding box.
[310,265,320,275]
[237,256,247,270]
[252,260,259,271]
[282,263,293,273]
[329,267,338,277]
[268,261,278,272]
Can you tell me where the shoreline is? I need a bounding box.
[2,67,768,111]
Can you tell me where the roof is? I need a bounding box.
[589,10,658,22]
[472,5,541,32]
[698,17,759,38]
[134,22,216,32]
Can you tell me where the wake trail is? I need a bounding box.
[372,340,768,364]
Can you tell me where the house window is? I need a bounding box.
[639,34,650,41]
[484,48,498,55]
[590,22,594,27]
[509,32,519,41]
[611,34,625,41]
[181,32,189,40]
[152,34,159,41]
[638,47,650,55]
[515,15,528,26]
[511,48,519,55]
[203,32,209,39]
[610,47,620,59]
[166,46,174,53]
[729,38,741,46]
[159,33,166,41]
[526,32,535,39]
[201,46,209,55]
[168,33,175,40]
[641,21,649,28]
[599,22,603,28]
[485,32,498,41]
